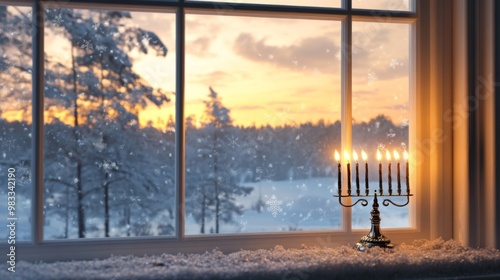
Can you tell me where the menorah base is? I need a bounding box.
[356,235,394,251]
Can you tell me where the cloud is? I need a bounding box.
[187,36,212,57]
[232,105,265,111]
[382,104,409,111]
[233,33,339,73]
[189,70,237,88]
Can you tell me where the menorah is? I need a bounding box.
[333,149,412,251]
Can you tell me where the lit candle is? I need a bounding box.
[404,150,409,194]
[386,150,392,195]
[335,150,341,195]
[353,151,360,196]
[362,150,368,196]
[394,150,401,195]
[377,149,383,195]
[344,151,351,196]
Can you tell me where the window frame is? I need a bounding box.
[0,0,444,262]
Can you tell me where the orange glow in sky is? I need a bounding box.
[2,8,411,129]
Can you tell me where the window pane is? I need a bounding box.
[0,5,32,242]
[351,21,411,229]
[43,8,176,239]
[352,0,413,11]
[191,0,341,8]
[185,12,341,234]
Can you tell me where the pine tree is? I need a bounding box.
[187,88,252,233]
[43,8,172,238]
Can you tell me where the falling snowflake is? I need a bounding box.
[216,176,224,185]
[92,23,100,31]
[400,118,409,127]
[389,58,402,69]
[266,195,283,217]
[96,45,108,53]
[52,14,64,26]
[80,39,93,51]
[386,128,396,138]
[227,136,239,148]
[335,49,342,61]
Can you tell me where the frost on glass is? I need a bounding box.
[0,6,33,242]
[352,0,413,11]
[43,8,176,239]
[351,22,411,229]
[185,14,342,234]
[192,0,341,8]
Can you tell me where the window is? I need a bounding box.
[0,4,32,242]
[43,6,176,239]
[0,0,446,261]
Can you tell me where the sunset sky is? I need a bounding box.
[4,3,412,129]
[129,9,411,128]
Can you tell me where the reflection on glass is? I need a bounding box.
[0,6,32,242]
[185,13,341,234]
[192,0,341,8]
[352,21,411,229]
[43,8,176,239]
[352,0,413,11]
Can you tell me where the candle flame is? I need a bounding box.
[376,149,382,161]
[344,151,350,162]
[334,150,340,162]
[353,151,358,161]
[404,150,409,161]
[361,150,367,161]
[393,150,400,160]
[386,150,391,161]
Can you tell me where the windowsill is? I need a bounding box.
[2,238,499,279]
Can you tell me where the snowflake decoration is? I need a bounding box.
[0,137,16,151]
[142,33,152,45]
[227,136,239,148]
[52,14,64,26]
[80,39,93,51]
[16,168,31,187]
[389,58,402,69]
[92,23,100,31]
[367,71,378,85]
[266,195,283,217]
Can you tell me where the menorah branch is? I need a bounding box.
[335,195,368,208]
[382,195,412,207]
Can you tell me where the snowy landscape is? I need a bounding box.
[0,6,409,241]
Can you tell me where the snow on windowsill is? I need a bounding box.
[2,238,500,280]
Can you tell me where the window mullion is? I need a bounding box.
[32,0,45,245]
[176,2,186,241]
[340,10,353,232]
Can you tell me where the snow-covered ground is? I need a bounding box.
[1,178,411,240]
[186,177,410,234]
[1,239,499,280]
